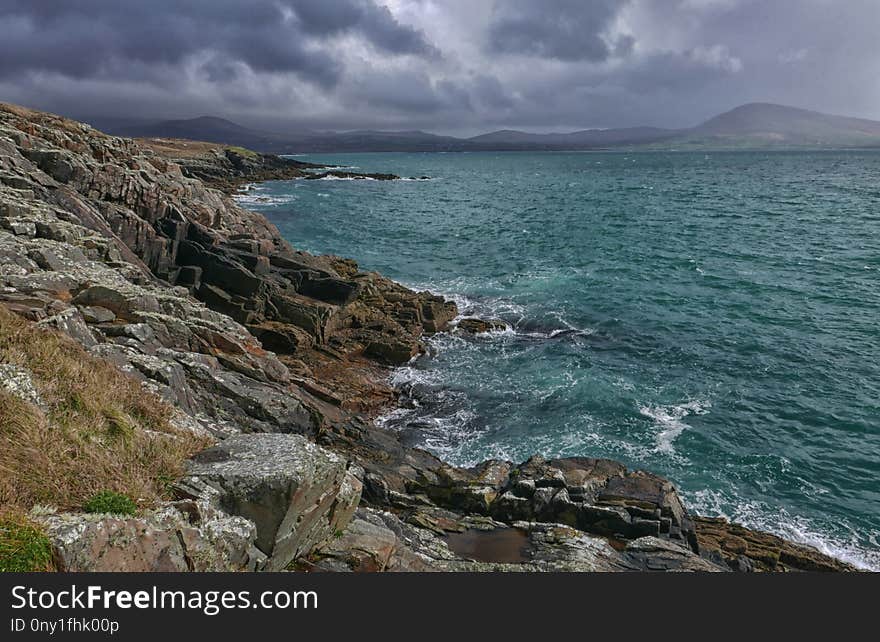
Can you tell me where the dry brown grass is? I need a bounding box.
[136,137,226,159]
[0,305,212,512]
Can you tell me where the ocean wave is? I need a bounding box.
[233,192,298,207]
[685,489,880,571]
[315,175,379,181]
[639,399,711,453]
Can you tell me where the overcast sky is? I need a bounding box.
[1,0,878,136]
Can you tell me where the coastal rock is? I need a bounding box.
[480,456,697,549]
[35,501,265,572]
[694,517,857,572]
[456,318,508,334]
[624,537,727,572]
[305,508,435,572]
[176,434,363,570]
[310,508,725,572]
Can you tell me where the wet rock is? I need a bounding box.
[469,455,698,548]
[177,434,363,570]
[365,336,419,365]
[420,298,458,333]
[457,318,508,334]
[694,517,857,572]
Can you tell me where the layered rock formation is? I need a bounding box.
[0,102,855,573]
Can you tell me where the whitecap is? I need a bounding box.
[316,175,377,181]
[685,489,880,571]
[639,399,710,453]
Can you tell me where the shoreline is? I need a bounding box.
[0,102,862,572]
[234,179,876,572]
[371,298,876,571]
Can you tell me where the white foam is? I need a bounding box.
[639,399,711,453]
[233,192,298,207]
[310,175,374,181]
[685,489,880,571]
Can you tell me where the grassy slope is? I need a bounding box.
[0,305,211,512]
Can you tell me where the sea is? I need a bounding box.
[236,150,880,570]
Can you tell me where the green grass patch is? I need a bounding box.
[0,514,54,572]
[226,146,258,158]
[82,491,138,516]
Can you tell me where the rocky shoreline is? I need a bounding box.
[0,102,856,572]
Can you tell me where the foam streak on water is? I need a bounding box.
[246,150,880,570]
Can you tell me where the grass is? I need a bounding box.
[0,305,212,513]
[225,145,259,158]
[0,511,54,572]
[83,491,138,516]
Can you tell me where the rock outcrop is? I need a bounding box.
[0,102,856,573]
[136,138,324,194]
[176,434,363,571]
[36,501,265,572]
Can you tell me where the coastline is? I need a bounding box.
[0,102,860,572]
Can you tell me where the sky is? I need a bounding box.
[1,0,878,136]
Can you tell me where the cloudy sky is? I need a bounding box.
[1,0,878,135]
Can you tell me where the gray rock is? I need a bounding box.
[177,434,362,570]
[37,307,96,348]
[0,363,46,410]
[624,537,728,572]
[35,501,265,572]
[78,305,116,323]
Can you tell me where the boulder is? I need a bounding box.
[176,434,363,570]
[38,307,97,348]
[420,298,457,333]
[36,501,265,572]
[307,508,433,572]
[457,318,508,334]
[78,305,116,324]
[365,336,419,365]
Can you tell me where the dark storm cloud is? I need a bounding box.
[0,0,434,85]
[487,0,631,61]
[0,0,879,133]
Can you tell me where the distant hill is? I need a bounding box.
[468,126,676,148]
[112,116,287,150]
[98,103,880,153]
[675,103,880,148]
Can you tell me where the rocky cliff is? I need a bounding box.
[0,102,854,573]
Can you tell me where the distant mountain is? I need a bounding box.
[110,116,287,150]
[98,103,880,153]
[676,103,880,148]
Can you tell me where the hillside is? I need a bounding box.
[113,116,285,149]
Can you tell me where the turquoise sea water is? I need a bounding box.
[238,151,880,569]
